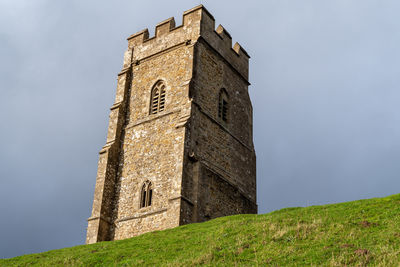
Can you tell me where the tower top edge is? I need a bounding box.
[182,4,214,21]
[126,5,249,59]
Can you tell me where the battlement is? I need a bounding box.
[124,5,249,80]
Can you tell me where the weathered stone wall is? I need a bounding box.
[86,67,132,244]
[111,31,196,240]
[180,22,256,224]
[86,5,256,244]
[197,164,257,221]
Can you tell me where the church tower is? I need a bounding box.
[86,5,257,244]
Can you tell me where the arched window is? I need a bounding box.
[140,181,153,208]
[218,88,228,122]
[150,81,166,114]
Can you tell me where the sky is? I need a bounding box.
[1,0,399,259]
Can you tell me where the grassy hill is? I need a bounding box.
[2,194,400,266]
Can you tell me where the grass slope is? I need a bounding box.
[2,194,400,266]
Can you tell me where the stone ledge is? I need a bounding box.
[192,100,253,152]
[115,208,168,224]
[87,215,112,224]
[117,66,131,76]
[199,159,257,205]
[125,107,181,130]
[175,114,191,128]
[169,195,194,206]
[136,40,190,65]
[99,141,113,154]
[110,101,122,110]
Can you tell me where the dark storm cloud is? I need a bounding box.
[1,0,399,259]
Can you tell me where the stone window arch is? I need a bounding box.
[140,181,153,208]
[149,80,166,114]
[218,88,229,122]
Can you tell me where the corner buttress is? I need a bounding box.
[86,65,132,244]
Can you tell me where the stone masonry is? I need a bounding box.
[86,5,257,244]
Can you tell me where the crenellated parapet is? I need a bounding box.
[199,10,250,80]
[123,5,249,81]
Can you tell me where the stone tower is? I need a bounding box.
[86,5,257,244]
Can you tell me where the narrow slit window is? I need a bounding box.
[222,100,228,121]
[218,89,229,122]
[148,187,153,206]
[140,183,147,208]
[150,81,166,114]
[140,181,153,208]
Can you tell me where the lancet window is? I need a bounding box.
[150,81,166,114]
[218,88,229,122]
[140,181,153,208]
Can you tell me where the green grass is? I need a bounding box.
[2,194,400,266]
